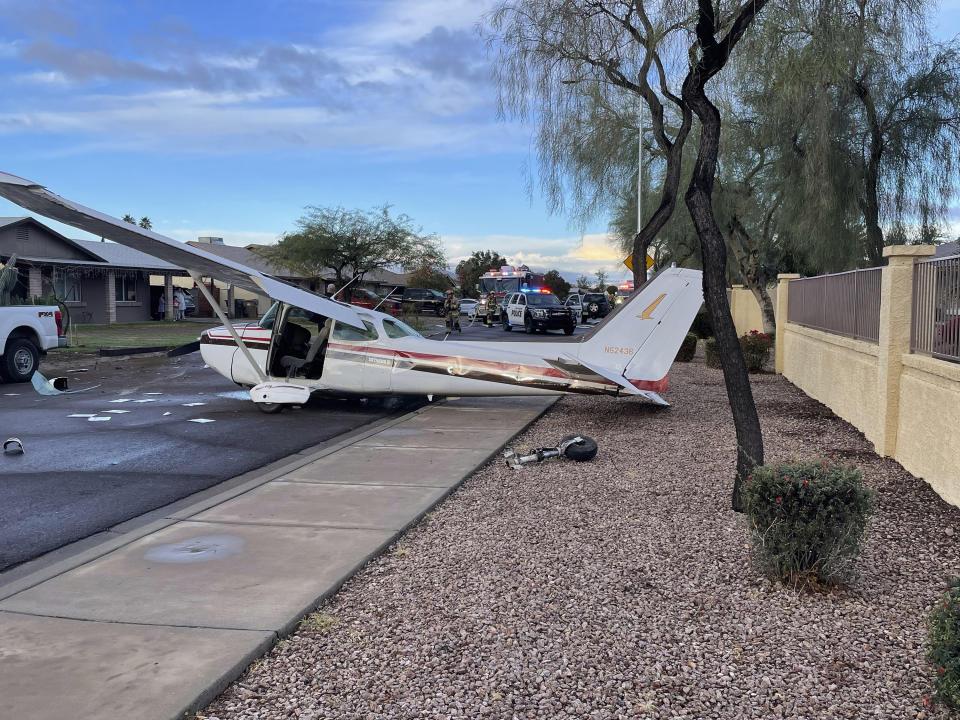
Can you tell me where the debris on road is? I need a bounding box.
[30,371,100,396]
[3,437,24,455]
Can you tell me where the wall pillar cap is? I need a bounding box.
[882,244,936,258]
[777,273,802,279]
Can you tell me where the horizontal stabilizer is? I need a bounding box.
[553,354,642,395]
[0,171,365,329]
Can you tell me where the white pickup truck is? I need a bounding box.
[0,306,64,382]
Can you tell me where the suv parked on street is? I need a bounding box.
[502,290,575,334]
[396,287,445,316]
[564,292,611,322]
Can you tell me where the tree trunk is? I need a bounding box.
[854,79,885,266]
[727,217,776,335]
[681,0,768,512]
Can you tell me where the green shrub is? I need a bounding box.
[675,332,698,362]
[740,329,774,372]
[928,579,960,708]
[690,308,713,339]
[742,459,876,585]
[704,337,721,368]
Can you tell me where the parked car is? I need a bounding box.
[0,305,65,382]
[502,290,575,334]
[345,287,402,316]
[459,298,479,316]
[564,292,611,322]
[396,287,446,315]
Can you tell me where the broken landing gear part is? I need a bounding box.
[503,434,598,469]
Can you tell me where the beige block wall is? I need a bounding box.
[782,323,881,447]
[729,285,776,337]
[896,354,960,507]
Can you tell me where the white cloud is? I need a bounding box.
[441,232,631,280]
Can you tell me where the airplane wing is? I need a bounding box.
[0,171,365,329]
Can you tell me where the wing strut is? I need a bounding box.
[189,271,267,383]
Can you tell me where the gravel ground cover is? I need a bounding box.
[204,356,960,719]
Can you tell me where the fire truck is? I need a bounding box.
[476,265,548,321]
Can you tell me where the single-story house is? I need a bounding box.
[0,216,189,324]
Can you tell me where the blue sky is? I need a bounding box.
[1,0,958,282]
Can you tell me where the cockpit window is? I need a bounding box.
[332,319,379,342]
[259,301,279,329]
[382,318,422,339]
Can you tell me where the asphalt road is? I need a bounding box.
[0,353,415,572]
[0,321,595,573]
[438,313,595,341]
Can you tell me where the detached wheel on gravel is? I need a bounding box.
[2,338,39,383]
[562,434,598,462]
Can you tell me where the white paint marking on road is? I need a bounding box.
[143,392,163,395]
[4,393,20,396]
[104,409,130,414]
[88,416,112,422]
[109,399,132,403]
[182,402,206,407]
[133,398,157,403]
[67,413,96,418]
[162,412,171,416]
[188,418,215,423]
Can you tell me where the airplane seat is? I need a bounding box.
[280,318,331,379]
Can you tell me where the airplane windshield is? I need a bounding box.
[382,318,423,339]
[259,301,280,329]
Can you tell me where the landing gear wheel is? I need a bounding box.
[2,338,39,383]
[563,323,575,335]
[256,402,285,414]
[502,313,512,331]
[562,434,598,462]
[524,314,534,334]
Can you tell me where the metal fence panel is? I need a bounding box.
[912,254,960,364]
[787,268,882,344]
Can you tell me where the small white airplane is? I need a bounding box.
[0,171,704,412]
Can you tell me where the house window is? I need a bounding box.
[115,273,138,302]
[54,269,82,302]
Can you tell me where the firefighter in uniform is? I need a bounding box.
[443,289,461,333]
[485,293,499,327]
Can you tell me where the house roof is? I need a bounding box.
[934,240,959,258]
[71,238,184,271]
[187,242,296,277]
[0,216,105,261]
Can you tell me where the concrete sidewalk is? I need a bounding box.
[0,395,556,720]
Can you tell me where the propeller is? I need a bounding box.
[167,340,201,357]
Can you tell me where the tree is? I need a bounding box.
[139,217,152,230]
[491,0,693,290]
[682,0,770,510]
[407,264,455,292]
[257,205,445,289]
[575,274,591,290]
[122,214,136,224]
[542,269,571,297]
[594,269,609,290]
[455,250,508,298]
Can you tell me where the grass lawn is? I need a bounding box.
[52,321,220,354]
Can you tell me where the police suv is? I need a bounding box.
[502,288,576,335]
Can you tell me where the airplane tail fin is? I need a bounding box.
[575,267,703,387]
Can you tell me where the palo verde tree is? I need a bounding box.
[258,205,445,289]
[542,268,572,296]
